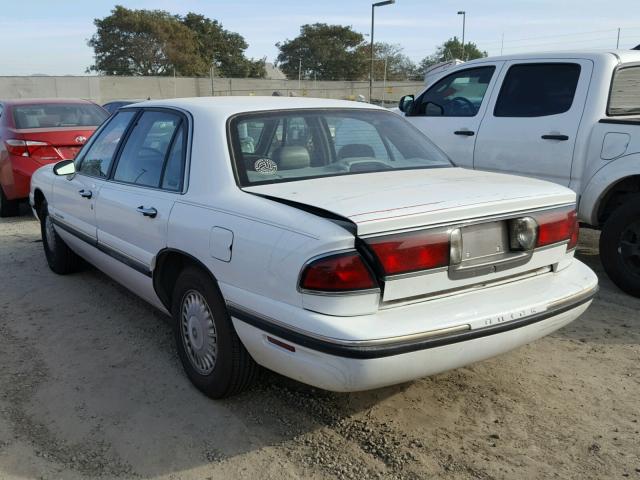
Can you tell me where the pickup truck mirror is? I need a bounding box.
[53,159,76,176]
[398,95,414,113]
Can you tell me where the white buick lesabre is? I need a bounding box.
[30,97,598,398]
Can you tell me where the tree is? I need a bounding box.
[415,36,487,78]
[181,13,265,78]
[88,6,266,77]
[276,24,367,81]
[88,6,204,76]
[367,43,418,81]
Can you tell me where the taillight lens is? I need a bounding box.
[5,139,60,160]
[366,230,449,276]
[534,207,579,251]
[300,252,377,292]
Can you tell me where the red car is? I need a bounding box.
[0,98,109,216]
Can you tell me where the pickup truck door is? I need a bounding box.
[94,109,187,280]
[52,111,135,242]
[404,62,504,167]
[473,59,594,186]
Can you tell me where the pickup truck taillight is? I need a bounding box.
[299,252,378,292]
[5,139,61,161]
[365,230,450,276]
[534,207,579,251]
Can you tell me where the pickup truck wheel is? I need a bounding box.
[172,267,258,398]
[0,188,19,217]
[39,201,82,274]
[600,198,640,297]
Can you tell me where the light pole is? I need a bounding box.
[457,10,466,60]
[370,0,395,103]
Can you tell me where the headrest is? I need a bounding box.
[272,146,311,170]
[338,143,375,160]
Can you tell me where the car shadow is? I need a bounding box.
[553,228,640,346]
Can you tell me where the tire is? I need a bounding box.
[600,196,640,297]
[0,187,19,217]
[39,200,82,274]
[172,266,258,398]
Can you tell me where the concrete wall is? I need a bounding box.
[0,76,424,106]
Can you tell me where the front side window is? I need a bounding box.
[494,63,581,117]
[608,66,640,116]
[230,109,451,186]
[78,111,135,178]
[413,66,495,117]
[113,111,183,189]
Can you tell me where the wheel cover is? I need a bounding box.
[44,214,57,251]
[180,290,218,375]
[619,219,640,274]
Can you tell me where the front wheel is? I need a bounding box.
[600,197,640,297]
[40,200,82,274]
[172,267,258,398]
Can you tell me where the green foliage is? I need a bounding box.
[368,43,419,81]
[276,24,368,81]
[88,6,265,77]
[417,36,487,74]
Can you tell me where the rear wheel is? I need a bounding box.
[600,197,640,297]
[0,188,19,217]
[172,267,258,398]
[40,200,82,274]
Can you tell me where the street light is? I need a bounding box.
[370,0,395,103]
[457,10,466,60]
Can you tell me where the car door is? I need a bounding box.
[473,60,593,186]
[404,63,503,167]
[95,109,188,276]
[52,110,136,241]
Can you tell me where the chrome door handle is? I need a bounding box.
[136,206,157,218]
[78,189,92,199]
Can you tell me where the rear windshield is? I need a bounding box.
[12,103,109,129]
[608,66,640,116]
[229,109,452,186]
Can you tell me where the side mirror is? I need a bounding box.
[424,101,444,116]
[53,159,76,176]
[398,95,414,113]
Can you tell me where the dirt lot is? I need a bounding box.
[0,209,638,480]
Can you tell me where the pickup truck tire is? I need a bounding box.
[0,188,19,217]
[172,266,258,398]
[40,200,82,274]
[599,197,640,297]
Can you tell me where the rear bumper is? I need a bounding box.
[230,260,597,391]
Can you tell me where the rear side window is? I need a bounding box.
[78,111,135,178]
[608,66,640,116]
[494,63,581,117]
[12,103,108,129]
[113,111,184,189]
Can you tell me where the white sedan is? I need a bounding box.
[30,97,598,398]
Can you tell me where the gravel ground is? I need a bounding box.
[0,209,638,480]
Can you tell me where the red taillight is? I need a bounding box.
[5,139,61,161]
[366,230,450,276]
[535,207,579,251]
[300,252,377,292]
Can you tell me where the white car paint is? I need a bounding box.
[30,97,597,393]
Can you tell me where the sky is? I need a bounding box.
[0,0,639,76]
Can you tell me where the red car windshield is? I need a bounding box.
[12,103,108,129]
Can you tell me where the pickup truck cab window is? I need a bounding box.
[112,110,184,189]
[608,65,640,116]
[410,66,495,117]
[77,110,135,178]
[494,63,581,117]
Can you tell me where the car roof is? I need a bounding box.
[1,98,97,107]
[461,49,640,66]
[127,96,386,119]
